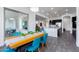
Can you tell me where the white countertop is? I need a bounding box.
[45,27,59,37]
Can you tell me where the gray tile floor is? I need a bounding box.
[44,31,79,52]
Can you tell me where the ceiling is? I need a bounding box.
[28,7,76,19]
[5,7,76,20]
[38,7,76,18]
[5,9,28,20]
[36,15,46,21]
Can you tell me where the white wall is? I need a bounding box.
[45,19,49,28]
[0,7,4,42]
[28,12,36,31]
[76,7,79,47]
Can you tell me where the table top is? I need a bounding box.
[5,34,32,46]
[5,32,44,49]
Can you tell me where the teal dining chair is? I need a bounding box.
[25,38,41,52]
[41,33,48,48]
[1,47,15,52]
[11,32,21,36]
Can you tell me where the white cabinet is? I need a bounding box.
[45,28,58,37]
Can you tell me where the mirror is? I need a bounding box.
[4,8,28,38]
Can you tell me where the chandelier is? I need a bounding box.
[30,7,39,12]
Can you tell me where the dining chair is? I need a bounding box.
[1,47,15,52]
[41,33,48,48]
[11,32,21,36]
[25,38,41,52]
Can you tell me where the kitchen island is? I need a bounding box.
[45,26,60,37]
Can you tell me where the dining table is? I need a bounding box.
[4,32,44,49]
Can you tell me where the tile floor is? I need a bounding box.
[44,31,79,52]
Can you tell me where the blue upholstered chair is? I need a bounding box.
[25,38,41,52]
[41,33,48,48]
[11,32,21,36]
[1,47,15,52]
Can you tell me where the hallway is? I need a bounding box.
[44,31,79,52]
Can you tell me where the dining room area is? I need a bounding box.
[0,7,48,52]
[0,7,79,52]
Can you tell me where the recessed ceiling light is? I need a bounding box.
[65,9,68,12]
[30,7,39,12]
[51,8,54,10]
[55,12,57,14]
[10,18,14,20]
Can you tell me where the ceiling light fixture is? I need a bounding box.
[30,7,39,12]
[51,8,54,10]
[55,12,57,14]
[65,9,68,12]
[65,9,69,14]
[10,18,14,20]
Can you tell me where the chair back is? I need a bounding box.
[12,32,21,36]
[42,33,48,43]
[1,47,15,52]
[32,38,41,48]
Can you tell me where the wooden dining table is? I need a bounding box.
[5,32,44,49]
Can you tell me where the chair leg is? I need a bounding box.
[39,43,45,52]
[45,42,48,47]
[41,42,48,48]
[38,48,40,52]
[40,42,48,52]
[41,43,44,48]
